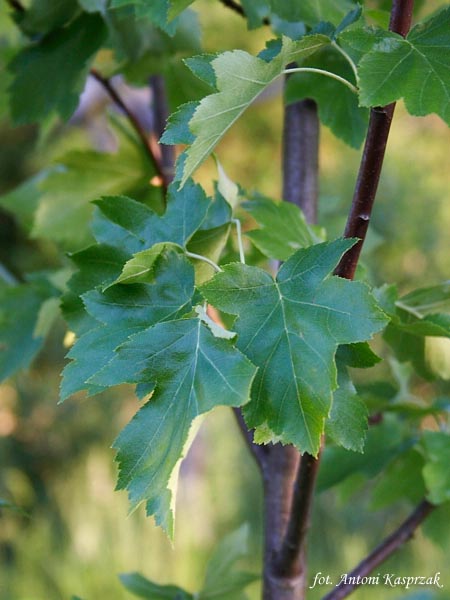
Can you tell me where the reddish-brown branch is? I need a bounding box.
[90,69,169,195]
[334,0,414,280]
[322,500,435,600]
[150,75,175,186]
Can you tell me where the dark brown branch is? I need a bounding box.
[322,500,435,600]
[150,75,175,186]
[218,0,270,25]
[334,0,414,280]
[6,0,25,12]
[233,408,269,469]
[274,453,320,577]
[263,446,302,599]
[90,69,169,195]
[219,0,245,17]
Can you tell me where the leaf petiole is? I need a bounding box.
[232,218,246,264]
[282,67,358,94]
[185,251,223,273]
[331,41,359,81]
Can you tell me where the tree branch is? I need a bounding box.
[218,0,270,25]
[218,0,245,17]
[282,98,319,223]
[334,0,414,280]
[233,408,270,469]
[274,452,320,578]
[90,69,169,195]
[150,75,175,186]
[322,500,435,600]
[6,0,25,12]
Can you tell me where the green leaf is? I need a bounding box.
[396,282,450,318]
[161,102,198,145]
[377,283,450,381]
[32,128,155,250]
[177,34,332,186]
[61,244,130,335]
[371,448,426,509]
[317,417,413,493]
[242,195,317,260]
[120,572,193,599]
[269,0,357,27]
[114,242,181,285]
[201,239,388,455]
[110,0,180,35]
[326,364,368,452]
[78,0,107,12]
[336,342,381,368]
[285,47,368,148]
[61,247,194,400]
[0,171,49,233]
[200,524,259,599]
[422,431,450,505]
[92,179,210,255]
[0,277,58,380]
[15,0,80,36]
[346,7,450,125]
[8,13,107,124]
[89,316,256,536]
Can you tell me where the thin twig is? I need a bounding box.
[218,0,270,25]
[322,500,435,600]
[149,75,175,186]
[90,69,169,195]
[6,0,25,12]
[334,0,414,280]
[218,0,245,18]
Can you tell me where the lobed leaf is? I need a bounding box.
[201,239,388,455]
[61,247,194,400]
[242,195,318,260]
[8,13,107,124]
[90,317,256,536]
[172,34,332,186]
[343,6,450,125]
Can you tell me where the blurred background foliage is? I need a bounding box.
[0,0,449,599]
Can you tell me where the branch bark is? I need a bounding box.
[90,69,169,195]
[282,99,319,224]
[321,500,435,600]
[233,407,270,469]
[334,0,414,279]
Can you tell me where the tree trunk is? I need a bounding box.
[262,97,320,599]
